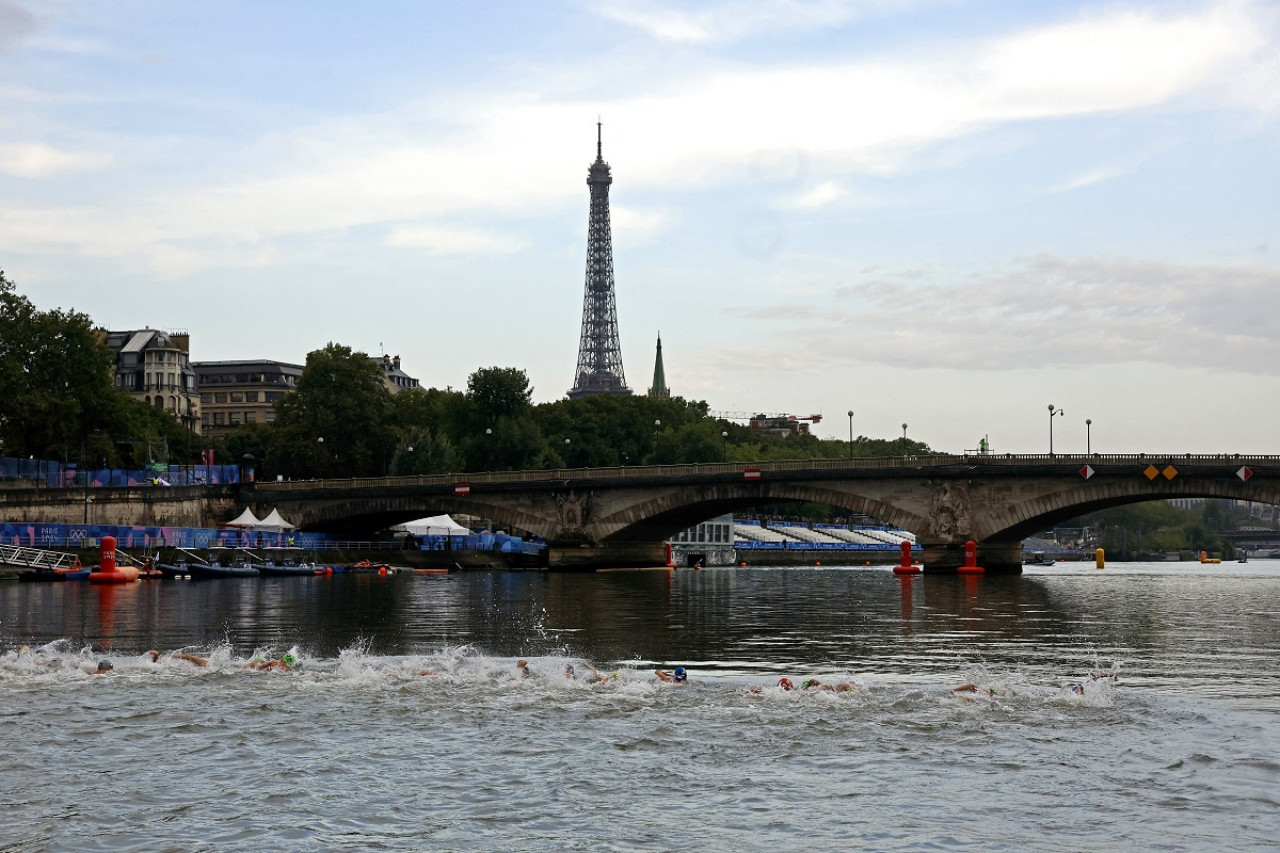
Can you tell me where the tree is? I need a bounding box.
[271,343,394,478]
[390,426,463,475]
[0,270,143,462]
[467,367,533,423]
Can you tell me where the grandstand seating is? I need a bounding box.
[733,524,802,544]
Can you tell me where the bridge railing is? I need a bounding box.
[254,453,1279,493]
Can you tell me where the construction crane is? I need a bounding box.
[712,412,823,436]
[712,411,823,424]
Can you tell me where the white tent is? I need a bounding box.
[258,508,296,532]
[394,515,471,536]
[222,507,263,528]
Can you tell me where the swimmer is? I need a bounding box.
[952,683,1009,697]
[245,651,297,672]
[148,649,208,667]
[578,662,620,683]
[516,659,531,678]
[419,668,439,677]
[801,678,834,692]
[778,677,795,691]
[655,667,688,684]
[564,664,576,680]
[94,660,114,675]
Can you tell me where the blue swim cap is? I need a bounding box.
[674,667,687,681]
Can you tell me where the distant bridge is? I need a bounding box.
[2,453,1274,572]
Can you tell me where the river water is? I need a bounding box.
[2,562,1278,852]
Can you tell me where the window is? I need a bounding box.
[244,411,256,423]
[200,393,212,403]
[229,412,241,425]
[266,392,282,402]
[214,393,227,403]
[230,392,243,403]
[213,413,225,425]
[245,391,259,402]
[201,413,209,425]
[265,411,276,424]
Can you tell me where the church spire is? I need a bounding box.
[648,333,670,399]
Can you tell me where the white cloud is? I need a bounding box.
[0,0,35,53]
[386,223,531,254]
[787,181,844,208]
[593,0,904,44]
[0,142,108,177]
[711,254,1280,376]
[2,2,1274,277]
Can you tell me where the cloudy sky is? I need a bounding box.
[3,0,1278,454]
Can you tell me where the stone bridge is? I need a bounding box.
[2,454,1275,572]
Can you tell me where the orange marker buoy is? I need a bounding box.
[89,536,139,584]
[378,566,388,576]
[957,539,985,574]
[815,561,821,567]
[740,562,747,567]
[893,540,921,575]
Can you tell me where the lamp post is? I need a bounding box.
[901,423,908,457]
[1086,419,1092,455]
[564,437,571,465]
[721,430,728,462]
[653,419,661,459]
[316,436,324,478]
[847,410,854,460]
[1048,404,1064,455]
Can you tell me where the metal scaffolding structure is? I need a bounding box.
[568,122,632,399]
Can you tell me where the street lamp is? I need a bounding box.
[1085,419,1092,455]
[1048,404,1064,455]
[847,410,854,460]
[653,419,661,459]
[721,430,728,462]
[901,423,908,457]
[316,437,324,478]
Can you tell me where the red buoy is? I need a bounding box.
[893,540,921,575]
[89,536,139,584]
[957,539,985,574]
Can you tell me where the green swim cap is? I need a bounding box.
[282,652,297,666]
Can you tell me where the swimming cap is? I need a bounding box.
[778,677,794,690]
[673,667,687,681]
[282,652,297,667]
[98,660,113,670]
[801,679,817,689]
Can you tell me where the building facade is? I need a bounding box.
[99,328,199,432]
[192,360,303,438]
[372,354,420,393]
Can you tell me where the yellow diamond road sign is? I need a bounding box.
[1162,465,1178,480]
[1143,465,1159,480]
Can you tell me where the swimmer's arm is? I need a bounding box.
[654,669,673,682]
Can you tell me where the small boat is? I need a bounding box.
[18,567,91,582]
[1023,554,1056,566]
[187,560,259,580]
[257,560,322,577]
[157,562,191,579]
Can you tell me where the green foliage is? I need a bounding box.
[390,427,463,475]
[271,343,394,478]
[0,270,171,464]
[1071,499,1248,558]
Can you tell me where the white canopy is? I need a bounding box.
[393,515,471,536]
[222,507,263,528]
[258,508,296,532]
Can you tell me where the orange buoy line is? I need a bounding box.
[88,536,140,584]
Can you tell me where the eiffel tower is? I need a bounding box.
[568,122,631,399]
